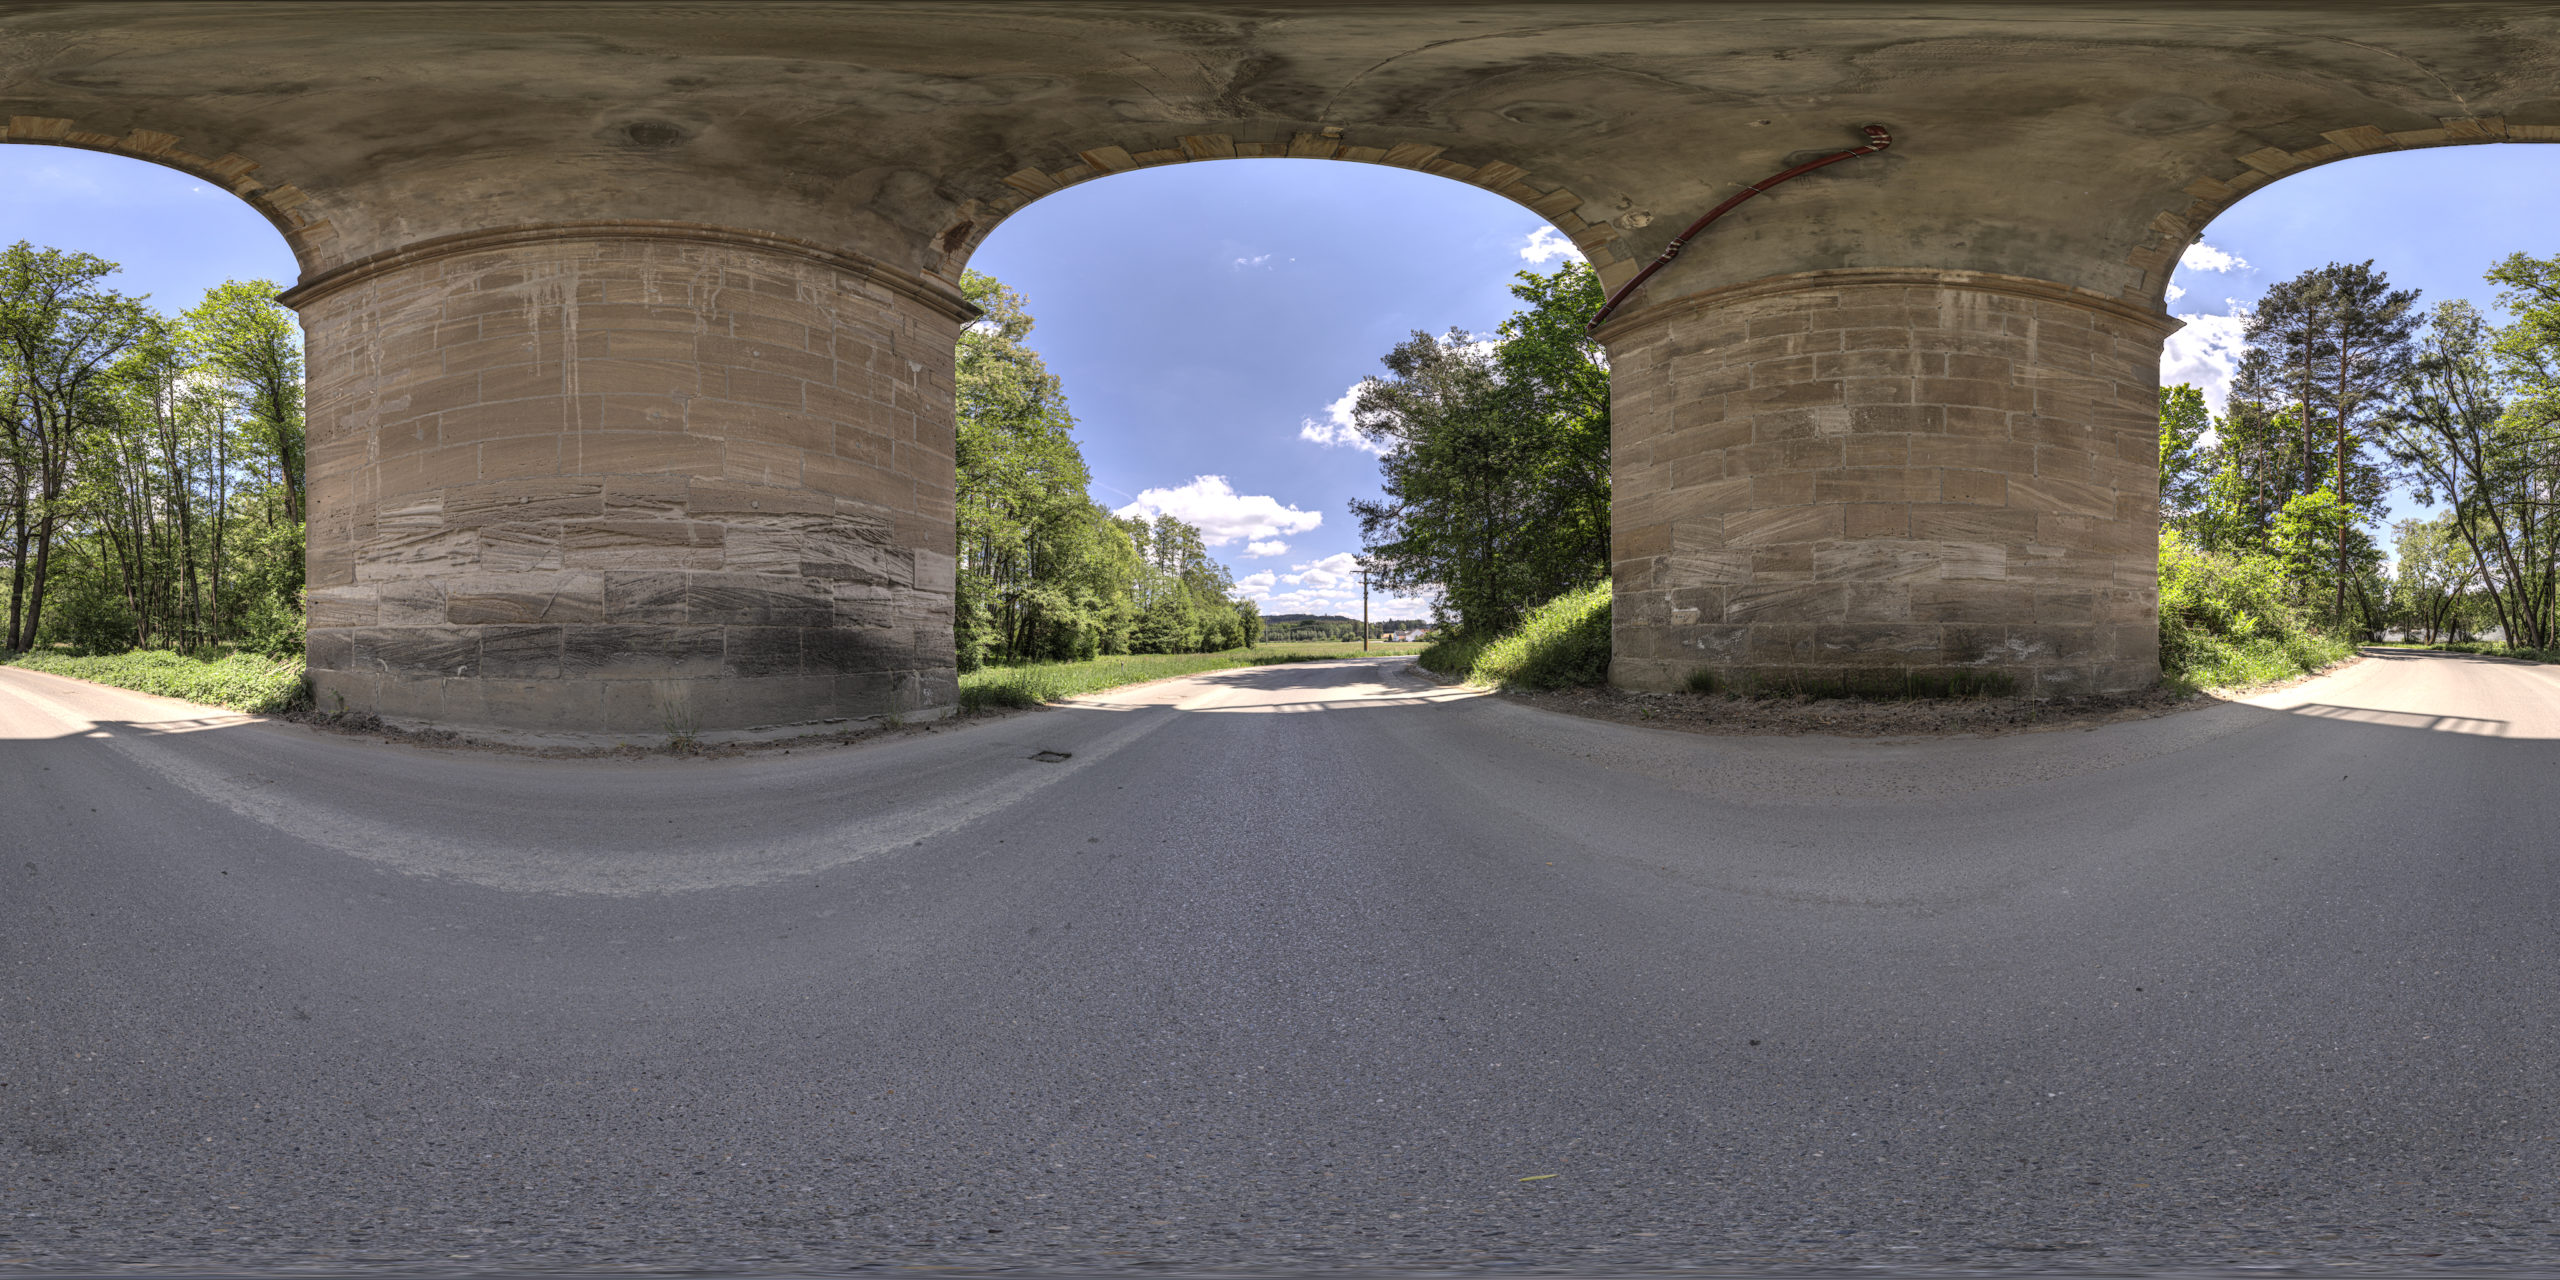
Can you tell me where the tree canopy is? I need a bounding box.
[3,242,305,656]
[1349,260,1609,634]
[953,270,1259,670]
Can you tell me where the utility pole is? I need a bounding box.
[1360,561,1370,651]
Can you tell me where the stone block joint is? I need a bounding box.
[1602,269,2169,698]
[293,226,963,737]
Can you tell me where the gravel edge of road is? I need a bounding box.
[1442,653,2373,740]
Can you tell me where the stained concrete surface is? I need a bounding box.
[3,650,2557,1272]
[5,4,2560,305]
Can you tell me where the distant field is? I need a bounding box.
[960,642,1423,711]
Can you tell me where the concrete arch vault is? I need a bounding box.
[9,3,2560,735]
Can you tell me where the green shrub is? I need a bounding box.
[1427,583,1612,690]
[37,580,139,656]
[6,647,308,713]
[2158,527,2354,689]
[1417,632,1492,680]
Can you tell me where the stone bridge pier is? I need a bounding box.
[6,4,2555,735]
[282,228,970,735]
[1598,272,2178,696]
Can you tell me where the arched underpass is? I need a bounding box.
[4,635,2559,1269]
[9,10,2560,1270]
[10,4,2560,735]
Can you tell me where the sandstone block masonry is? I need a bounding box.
[1601,272,2179,697]
[286,227,971,736]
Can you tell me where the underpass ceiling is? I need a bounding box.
[4,3,2558,309]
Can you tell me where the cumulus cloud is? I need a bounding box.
[2180,242,2250,273]
[2164,283,2187,303]
[1520,224,1583,265]
[1219,550,1435,619]
[2161,303,2251,412]
[1243,540,1291,558]
[1298,383,1385,454]
[1111,475,1322,547]
[1283,551,1363,590]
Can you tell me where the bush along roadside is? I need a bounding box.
[1420,583,1611,690]
[4,647,309,714]
[2157,527,2356,691]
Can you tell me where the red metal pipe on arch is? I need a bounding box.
[1586,124,1895,333]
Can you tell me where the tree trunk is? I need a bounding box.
[6,494,26,651]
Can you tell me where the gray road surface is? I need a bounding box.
[3,650,2557,1274]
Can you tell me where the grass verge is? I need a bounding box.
[1419,584,1611,690]
[2157,529,2357,693]
[4,647,309,714]
[2373,640,2558,663]
[959,641,1425,711]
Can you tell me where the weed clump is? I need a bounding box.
[2158,528,2354,689]
[1423,584,1611,690]
[4,647,308,713]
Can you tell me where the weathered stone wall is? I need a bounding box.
[292,228,966,736]
[1603,271,2176,697]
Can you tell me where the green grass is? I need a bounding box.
[4,646,309,713]
[2157,528,2357,692]
[2162,630,2357,692]
[958,641,1425,711]
[1419,584,1612,690]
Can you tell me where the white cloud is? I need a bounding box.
[1243,540,1291,558]
[2180,242,2249,273]
[1520,225,1582,265]
[1298,383,1384,454]
[1232,253,1272,269]
[1112,475,1321,547]
[2161,303,2251,413]
[1224,551,1444,619]
[2164,283,2186,303]
[1283,552,1363,590]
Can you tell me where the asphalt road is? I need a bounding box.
[3,650,2557,1274]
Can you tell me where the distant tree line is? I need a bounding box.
[2,242,306,657]
[953,272,1261,672]
[2162,253,2560,652]
[1258,615,1431,644]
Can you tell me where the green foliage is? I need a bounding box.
[34,566,135,655]
[1420,582,1610,690]
[954,272,1252,665]
[1351,261,1608,633]
[2157,527,2354,689]
[6,646,307,713]
[2158,383,2213,523]
[2375,264,2560,651]
[1417,631,1492,681]
[4,249,306,658]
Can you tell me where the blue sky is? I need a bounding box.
[7,143,2558,612]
